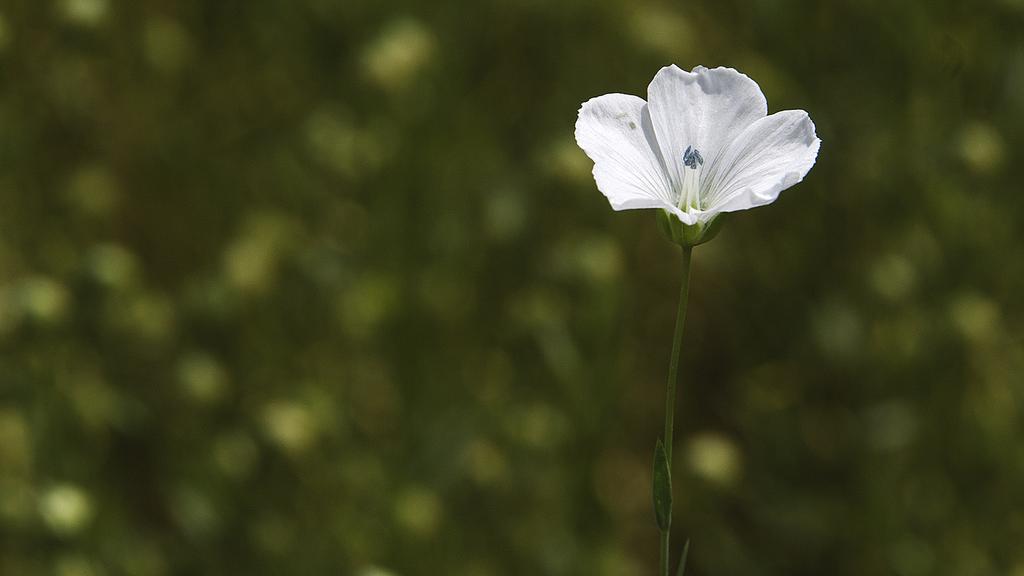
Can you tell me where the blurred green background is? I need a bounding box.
[1,0,1023,575]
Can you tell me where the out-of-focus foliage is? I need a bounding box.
[1,0,1023,575]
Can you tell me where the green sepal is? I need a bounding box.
[652,438,672,532]
[675,539,690,576]
[657,209,727,247]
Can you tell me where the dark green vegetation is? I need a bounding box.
[1,1,1023,575]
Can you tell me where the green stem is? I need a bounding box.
[660,246,692,576]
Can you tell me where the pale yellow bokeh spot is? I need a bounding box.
[362,19,436,91]
[394,486,443,537]
[39,484,94,536]
[959,122,1005,174]
[686,432,742,487]
[61,0,108,27]
[262,401,318,454]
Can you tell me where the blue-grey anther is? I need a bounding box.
[682,146,704,169]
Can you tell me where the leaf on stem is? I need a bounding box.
[652,438,672,532]
[675,539,690,576]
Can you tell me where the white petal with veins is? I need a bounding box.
[574,93,680,214]
[702,110,820,213]
[646,65,767,207]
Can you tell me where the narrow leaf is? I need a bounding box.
[675,539,690,576]
[652,438,672,532]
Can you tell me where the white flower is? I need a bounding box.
[575,65,820,227]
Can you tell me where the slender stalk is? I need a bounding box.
[660,246,693,576]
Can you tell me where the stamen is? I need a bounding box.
[682,146,704,170]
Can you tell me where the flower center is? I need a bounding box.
[680,146,704,210]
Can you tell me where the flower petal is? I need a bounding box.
[701,110,820,213]
[575,93,677,213]
[646,65,767,195]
